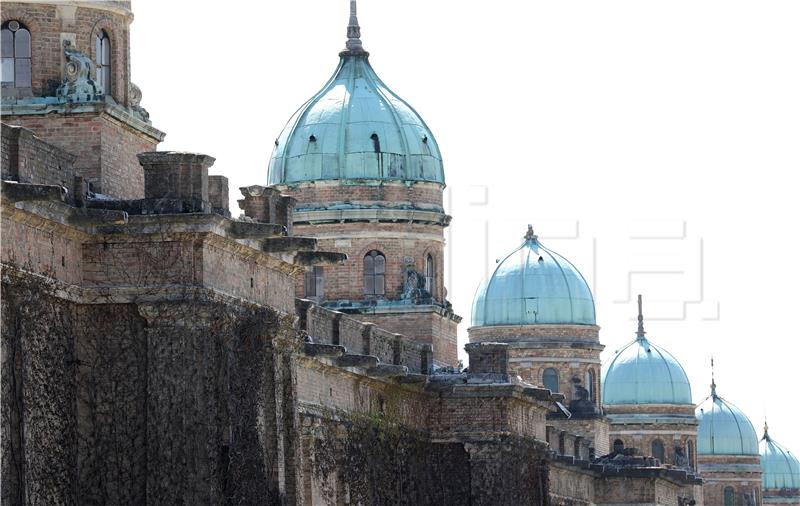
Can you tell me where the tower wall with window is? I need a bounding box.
[1,1,163,199]
[268,3,460,367]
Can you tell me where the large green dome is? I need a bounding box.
[760,425,800,491]
[471,227,596,327]
[267,5,443,186]
[696,386,759,456]
[602,338,693,405]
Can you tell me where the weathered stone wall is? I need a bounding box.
[1,268,300,506]
[1,274,77,506]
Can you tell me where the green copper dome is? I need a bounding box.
[267,3,444,186]
[760,425,800,491]
[471,226,596,327]
[602,296,693,405]
[696,386,759,456]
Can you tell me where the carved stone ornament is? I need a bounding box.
[57,41,102,103]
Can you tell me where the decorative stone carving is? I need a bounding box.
[57,41,102,103]
[129,82,150,122]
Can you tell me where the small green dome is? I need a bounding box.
[267,26,444,186]
[471,226,595,327]
[696,387,759,456]
[602,337,693,405]
[760,425,800,491]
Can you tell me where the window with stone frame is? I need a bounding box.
[543,368,559,393]
[363,250,385,296]
[424,253,435,297]
[651,439,665,463]
[723,486,735,506]
[1,20,31,87]
[95,30,111,94]
[304,266,324,300]
[586,369,596,402]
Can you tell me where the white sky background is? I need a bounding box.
[131,1,800,453]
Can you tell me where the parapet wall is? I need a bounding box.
[297,300,432,374]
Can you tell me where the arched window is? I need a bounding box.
[687,440,694,470]
[651,439,665,463]
[95,30,111,94]
[543,368,559,393]
[363,250,385,295]
[613,439,624,453]
[304,266,324,300]
[724,486,735,506]
[586,369,596,402]
[424,254,435,297]
[1,20,31,87]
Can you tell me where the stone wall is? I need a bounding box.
[699,454,763,506]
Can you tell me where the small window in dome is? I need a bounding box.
[309,135,316,142]
[422,135,428,144]
[370,133,381,153]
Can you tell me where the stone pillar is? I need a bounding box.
[138,152,215,212]
[238,185,296,234]
[465,342,509,375]
[208,175,230,218]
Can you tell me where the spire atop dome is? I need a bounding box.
[342,0,368,56]
[524,224,538,242]
[636,294,646,340]
[763,419,771,441]
[710,356,717,397]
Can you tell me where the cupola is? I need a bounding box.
[696,375,759,456]
[471,226,595,326]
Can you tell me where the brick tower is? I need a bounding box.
[602,295,699,471]
[266,1,460,367]
[468,225,609,454]
[696,375,764,505]
[1,1,164,199]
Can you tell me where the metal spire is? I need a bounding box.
[524,224,538,242]
[710,356,717,397]
[636,294,646,340]
[342,0,368,56]
[763,419,770,441]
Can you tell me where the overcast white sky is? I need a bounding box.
[131,0,800,453]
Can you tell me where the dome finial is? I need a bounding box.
[342,0,368,56]
[710,356,717,397]
[524,224,538,242]
[636,294,646,340]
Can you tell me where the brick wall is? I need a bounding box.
[1,2,133,104]
[356,309,458,367]
[6,113,157,199]
[1,208,84,285]
[293,222,446,303]
[280,180,444,210]
[301,303,432,373]
[1,124,77,188]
